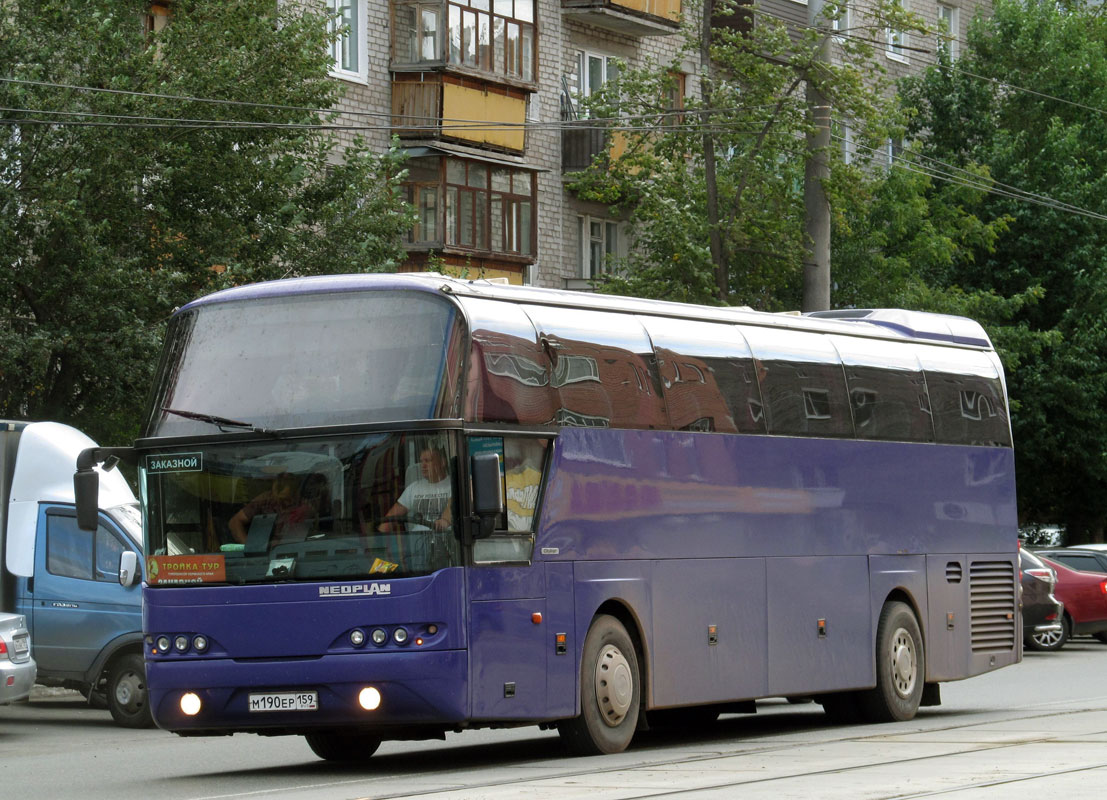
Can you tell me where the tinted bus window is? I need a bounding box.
[638,316,766,434]
[831,335,934,443]
[463,298,553,425]
[917,346,1011,447]
[741,326,852,438]
[146,291,462,435]
[522,305,666,430]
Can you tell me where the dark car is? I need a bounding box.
[1020,549,1065,651]
[1036,547,1107,576]
[1037,555,1107,648]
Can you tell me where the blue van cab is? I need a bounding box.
[1,421,149,727]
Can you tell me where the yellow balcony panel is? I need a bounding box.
[561,0,681,36]
[442,79,527,152]
[392,74,528,153]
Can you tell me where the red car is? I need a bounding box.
[1038,555,1107,649]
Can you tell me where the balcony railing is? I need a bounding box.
[562,121,609,173]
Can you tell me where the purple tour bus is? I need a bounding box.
[74,273,1020,761]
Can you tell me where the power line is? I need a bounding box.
[836,133,1107,222]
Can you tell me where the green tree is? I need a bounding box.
[895,0,1107,541]
[568,0,924,309]
[0,0,414,443]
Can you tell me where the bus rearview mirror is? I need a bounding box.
[73,467,100,532]
[470,452,503,539]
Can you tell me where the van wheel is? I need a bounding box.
[107,653,154,728]
[859,602,925,722]
[558,615,641,755]
[305,732,382,761]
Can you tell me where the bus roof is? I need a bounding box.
[179,273,993,350]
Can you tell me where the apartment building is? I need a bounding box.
[323,0,689,288]
[173,0,976,290]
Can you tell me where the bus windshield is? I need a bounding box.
[141,432,461,585]
[144,291,461,436]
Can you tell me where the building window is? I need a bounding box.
[885,136,903,167]
[937,4,958,59]
[394,0,533,81]
[577,216,621,278]
[404,156,536,257]
[831,2,850,35]
[887,0,908,62]
[146,2,171,35]
[331,0,367,80]
[395,3,442,62]
[575,50,620,116]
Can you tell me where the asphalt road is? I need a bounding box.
[4,638,1107,800]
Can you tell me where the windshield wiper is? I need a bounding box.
[161,407,281,437]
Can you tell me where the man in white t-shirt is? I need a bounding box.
[379,446,452,533]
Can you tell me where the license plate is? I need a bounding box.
[248,691,318,712]
[13,635,28,655]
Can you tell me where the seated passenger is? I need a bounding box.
[228,472,313,547]
[378,446,452,533]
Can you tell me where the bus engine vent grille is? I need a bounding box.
[969,560,1016,652]
[945,562,963,583]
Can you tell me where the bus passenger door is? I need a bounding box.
[466,435,553,720]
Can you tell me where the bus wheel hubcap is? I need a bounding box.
[595,644,633,727]
[891,628,916,697]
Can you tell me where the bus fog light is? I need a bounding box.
[393,628,409,645]
[371,628,388,646]
[350,629,366,646]
[181,692,202,716]
[358,687,381,711]
[156,636,170,653]
[174,635,189,653]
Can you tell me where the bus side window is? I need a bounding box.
[918,347,1011,447]
[743,327,852,438]
[471,436,548,565]
[504,437,547,532]
[830,334,935,444]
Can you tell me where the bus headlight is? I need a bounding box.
[155,636,170,653]
[393,628,409,645]
[180,693,202,716]
[371,628,388,646]
[350,629,366,647]
[174,635,190,653]
[358,687,381,711]
[192,635,208,652]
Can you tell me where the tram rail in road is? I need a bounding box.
[4,641,1107,800]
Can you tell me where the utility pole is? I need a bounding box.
[700,0,727,303]
[803,0,832,312]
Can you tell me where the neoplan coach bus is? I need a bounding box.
[74,274,1020,761]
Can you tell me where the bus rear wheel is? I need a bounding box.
[860,601,925,722]
[559,614,641,755]
[304,731,382,762]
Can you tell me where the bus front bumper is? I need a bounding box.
[147,649,468,735]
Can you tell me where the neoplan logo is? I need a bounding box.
[319,584,391,597]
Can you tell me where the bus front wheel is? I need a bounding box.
[304,731,382,762]
[559,614,641,755]
[860,601,925,723]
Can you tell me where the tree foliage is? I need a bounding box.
[893,0,1107,541]
[0,0,413,443]
[568,0,925,309]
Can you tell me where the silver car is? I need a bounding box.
[0,612,36,704]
